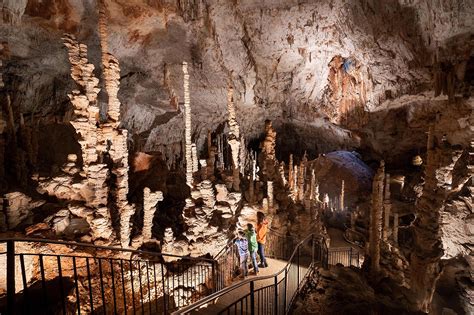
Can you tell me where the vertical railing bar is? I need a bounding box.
[146,261,152,314]
[250,281,255,315]
[6,240,15,315]
[20,254,31,315]
[39,254,48,312]
[109,259,118,314]
[120,259,128,315]
[86,258,94,314]
[161,262,167,314]
[152,262,159,312]
[138,261,144,312]
[130,260,137,315]
[72,257,81,314]
[98,258,107,315]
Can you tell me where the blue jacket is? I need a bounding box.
[234,238,248,257]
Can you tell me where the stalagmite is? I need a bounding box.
[142,188,163,242]
[252,151,257,181]
[309,169,315,200]
[262,120,276,160]
[288,154,294,190]
[369,160,384,273]
[226,87,241,191]
[279,162,287,186]
[191,143,198,173]
[340,180,345,211]
[239,136,247,175]
[297,162,305,202]
[293,165,298,200]
[267,181,274,210]
[393,211,399,244]
[183,62,193,187]
[382,173,391,241]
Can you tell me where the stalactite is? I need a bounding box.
[369,160,384,274]
[183,62,193,187]
[383,173,391,241]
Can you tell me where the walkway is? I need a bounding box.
[327,227,363,267]
[193,258,288,314]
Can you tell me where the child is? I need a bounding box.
[245,223,259,275]
[257,212,269,268]
[234,230,249,278]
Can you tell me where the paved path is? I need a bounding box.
[327,228,363,267]
[194,258,295,314]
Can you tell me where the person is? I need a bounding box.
[256,212,269,268]
[234,230,249,279]
[245,223,259,275]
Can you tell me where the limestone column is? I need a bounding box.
[267,181,274,210]
[297,162,304,201]
[288,154,294,190]
[142,188,163,242]
[226,87,241,191]
[279,162,287,186]
[183,62,193,187]
[340,180,345,211]
[393,211,399,244]
[309,169,315,200]
[293,165,298,200]
[382,173,391,241]
[191,143,198,173]
[369,161,384,273]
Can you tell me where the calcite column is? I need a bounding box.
[142,188,163,242]
[279,162,287,186]
[288,154,294,189]
[292,165,298,200]
[183,62,193,187]
[262,120,276,160]
[340,180,345,211]
[393,211,399,244]
[226,87,241,191]
[369,160,384,273]
[63,34,114,243]
[239,136,247,175]
[191,143,198,172]
[382,173,391,241]
[297,162,305,202]
[309,169,316,200]
[267,181,274,210]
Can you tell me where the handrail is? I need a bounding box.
[0,237,214,262]
[172,233,322,314]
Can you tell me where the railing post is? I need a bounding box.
[350,247,353,267]
[297,246,300,291]
[7,240,15,315]
[250,281,255,315]
[274,275,278,314]
[283,268,287,314]
[212,261,217,293]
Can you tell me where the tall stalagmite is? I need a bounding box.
[142,188,163,242]
[227,87,241,191]
[383,173,391,241]
[369,160,384,273]
[183,62,193,187]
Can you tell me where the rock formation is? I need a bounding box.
[142,188,163,242]
[369,161,384,273]
[226,87,241,191]
[183,62,193,188]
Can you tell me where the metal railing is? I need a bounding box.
[0,238,217,315]
[213,229,293,292]
[172,234,328,315]
[327,246,360,267]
